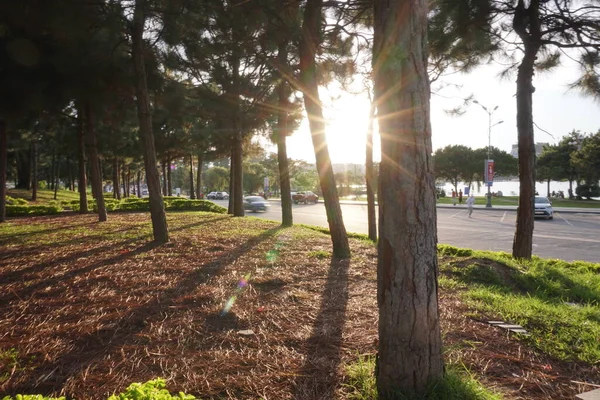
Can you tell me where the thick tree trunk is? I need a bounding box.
[366,100,377,241]
[84,103,107,222]
[0,120,7,222]
[77,108,88,213]
[31,140,38,201]
[228,155,234,214]
[113,157,121,199]
[132,0,169,242]
[299,0,349,258]
[231,54,244,217]
[512,0,541,259]
[373,0,443,396]
[196,153,203,199]
[189,154,195,199]
[167,159,172,196]
[276,38,293,227]
[15,149,30,189]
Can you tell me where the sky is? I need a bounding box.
[278,57,600,164]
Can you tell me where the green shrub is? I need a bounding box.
[438,245,473,257]
[121,197,144,203]
[119,198,150,211]
[6,204,62,217]
[166,199,226,213]
[575,184,600,200]
[5,196,28,205]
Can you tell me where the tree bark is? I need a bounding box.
[15,149,30,189]
[77,107,88,213]
[132,0,169,243]
[161,158,168,196]
[189,154,195,199]
[276,34,293,227]
[167,158,172,196]
[121,161,127,197]
[84,103,107,222]
[196,153,203,199]
[512,0,541,259]
[299,0,349,258]
[231,54,244,217]
[31,140,38,201]
[373,0,444,396]
[228,155,234,214]
[113,157,121,199]
[137,170,142,198]
[0,120,7,222]
[366,99,377,241]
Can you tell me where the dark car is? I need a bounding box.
[215,191,229,200]
[244,196,267,212]
[207,192,217,199]
[292,191,319,204]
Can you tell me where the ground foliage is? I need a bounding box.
[0,214,597,399]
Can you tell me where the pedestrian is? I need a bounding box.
[466,194,475,217]
[452,190,457,206]
[458,189,463,204]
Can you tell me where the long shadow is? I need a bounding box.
[293,257,350,400]
[6,226,283,396]
[0,216,229,290]
[0,220,97,245]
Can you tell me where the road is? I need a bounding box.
[212,200,600,262]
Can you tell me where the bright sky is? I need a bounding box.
[282,58,600,164]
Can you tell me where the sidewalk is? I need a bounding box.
[269,198,600,214]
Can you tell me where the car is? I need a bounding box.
[534,196,554,220]
[244,196,268,212]
[207,192,217,199]
[292,190,319,204]
[216,191,229,200]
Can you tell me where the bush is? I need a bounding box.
[6,204,62,217]
[119,198,150,211]
[575,184,600,200]
[438,244,473,257]
[5,196,28,205]
[166,199,226,213]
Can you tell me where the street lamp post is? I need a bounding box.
[473,100,503,208]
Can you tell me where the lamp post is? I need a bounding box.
[473,100,503,207]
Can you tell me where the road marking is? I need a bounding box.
[500,212,507,223]
[557,213,573,227]
[450,210,465,218]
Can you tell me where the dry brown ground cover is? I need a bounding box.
[0,212,597,399]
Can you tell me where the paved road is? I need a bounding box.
[212,200,600,262]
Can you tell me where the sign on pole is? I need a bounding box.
[484,160,495,187]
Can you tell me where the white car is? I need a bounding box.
[534,196,554,220]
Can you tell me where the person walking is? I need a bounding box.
[452,190,457,206]
[458,189,463,204]
[466,194,475,217]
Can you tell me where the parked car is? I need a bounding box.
[207,192,217,199]
[292,191,319,204]
[534,196,554,220]
[244,196,268,212]
[216,191,229,200]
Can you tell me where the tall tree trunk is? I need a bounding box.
[53,156,59,200]
[167,159,172,196]
[299,0,349,258]
[126,167,131,197]
[276,36,293,227]
[366,98,377,241]
[68,159,74,191]
[196,153,203,199]
[512,0,541,259]
[31,140,38,201]
[231,54,244,217]
[77,107,88,213]
[0,120,7,222]
[373,0,443,396]
[113,157,121,199]
[132,0,169,243]
[228,155,234,214]
[84,103,107,221]
[547,178,550,197]
[137,170,142,198]
[15,149,30,189]
[161,158,168,196]
[189,154,195,199]
[121,161,127,198]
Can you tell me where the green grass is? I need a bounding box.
[436,195,600,208]
[344,355,502,400]
[7,188,81,205]
[439,248,600,363]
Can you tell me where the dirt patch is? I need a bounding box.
[0,214,596,399]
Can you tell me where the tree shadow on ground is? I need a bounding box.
[5,226,283,396]
[293,257,350,400]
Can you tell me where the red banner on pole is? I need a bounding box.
[485,159,495,186]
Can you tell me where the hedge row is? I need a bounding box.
[2,378,196,400]
[69,197,227,214]
[6,204,63,217]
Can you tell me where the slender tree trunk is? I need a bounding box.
[84,103,107,222]
[137,171,142,198]
[127,167,131,197]
[299,0,349,258]
[132,0,169,242]
[276,35,293,227]
[366,98,377,241]
[196,153,203,199]
[373,0,443,396]
[113,157,121,199]
[50,150,55,191]
[121,161,127,198]
[231,53,244,217]
[0,120,8,222]
[68,159,74,191]
[77,107,88,213]
[31,140,38,201]
[54,156,59,200]
[189,154,195,199]
[161,158,167,196]
[547,179,550,197]
[228,155,234,214]
[167,159,172,196]
[512,0,541,259]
